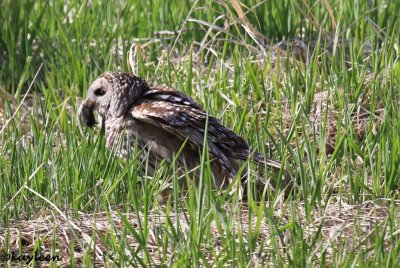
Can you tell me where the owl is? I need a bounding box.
[79,71,283,190]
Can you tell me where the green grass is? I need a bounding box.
[1,0,400,267]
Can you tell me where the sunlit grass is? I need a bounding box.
[0,0,399,266]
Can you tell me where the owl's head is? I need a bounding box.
[79,71,149,127]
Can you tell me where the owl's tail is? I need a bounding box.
[253,152,283,170]
[252,152,293,193]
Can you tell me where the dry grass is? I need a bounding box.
[1,198,397,267]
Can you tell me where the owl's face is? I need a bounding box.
[79,71,149,127]
[86,75,113,118]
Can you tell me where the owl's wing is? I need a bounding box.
[130,99,237,182]
[131,87,281,178]
[141,86,282,170]
[141,87,248,151]
[142,86,204,110]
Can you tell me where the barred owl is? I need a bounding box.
[79,71,283,189]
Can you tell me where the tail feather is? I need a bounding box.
[253,152,282,170]
[252,152,293,191]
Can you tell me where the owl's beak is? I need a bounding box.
[79,99,97,128]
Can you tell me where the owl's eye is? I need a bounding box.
[94,88,106,96]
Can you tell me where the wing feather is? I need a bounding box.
[132,86,282,174]
[130,99,237,181]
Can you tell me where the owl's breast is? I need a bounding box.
[104,117,127,150]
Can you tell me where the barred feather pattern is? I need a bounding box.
[80,72,282,189]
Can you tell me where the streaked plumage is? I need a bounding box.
[79,71,282,189]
